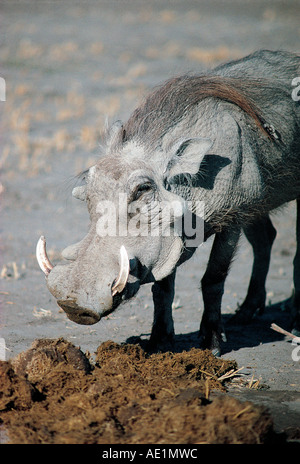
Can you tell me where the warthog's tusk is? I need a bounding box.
[36,236,54,276]
[111,245,130,296]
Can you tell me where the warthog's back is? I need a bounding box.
[123,50,299,146]
[121,50,300,219]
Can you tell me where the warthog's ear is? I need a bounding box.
[106,120,125,152]
[164,137,213,181]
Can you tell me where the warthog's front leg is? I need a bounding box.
[149,270,176,351]
[199,226,241,356]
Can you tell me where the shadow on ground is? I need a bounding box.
[127,301,292,355]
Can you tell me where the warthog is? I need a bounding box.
[37,50,300,355]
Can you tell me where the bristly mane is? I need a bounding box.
[123,75,273,144]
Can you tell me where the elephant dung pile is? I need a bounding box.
[0,338,277,444]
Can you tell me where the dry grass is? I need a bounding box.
[2,17,244,178]
[0,262,25,280]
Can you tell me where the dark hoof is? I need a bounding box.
[211,347,221,357]
[230,306,256,325]
[291,313,300,338]
[198,332,224,357]
[269,296,293,313]
[292,327,300,338]
[147,334,175,353]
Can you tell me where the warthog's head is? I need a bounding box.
[37,121,211,325]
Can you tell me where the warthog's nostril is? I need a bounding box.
[57,299,101,325]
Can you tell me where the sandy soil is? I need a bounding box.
[0,0,300,442]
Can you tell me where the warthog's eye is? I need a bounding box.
[132,182,153,201]
[76,168,89,184]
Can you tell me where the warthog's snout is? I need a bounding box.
[57,299,101,325]
[36,236,131,325]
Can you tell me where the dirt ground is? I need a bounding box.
[0,0,300,444]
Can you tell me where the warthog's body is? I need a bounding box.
[38,50,300,354]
